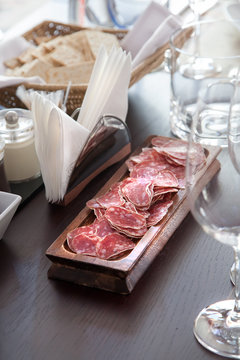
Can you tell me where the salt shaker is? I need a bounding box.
[0,108,41,182]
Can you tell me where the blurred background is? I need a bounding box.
[0,0,189,36]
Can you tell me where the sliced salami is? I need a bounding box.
[110,223,148,238]
[130,161,163,179]
[94,207,106,219]
[86,198,101,209]
[105,206,146,230]
[96,233,135,260]
[126,147,168,171]
[94,218,116,238]
[67,224,96,243]
[121,177,154,208]
[147,200,173,227]
[151,137,171,147]
[153,169,179,188]
[67,233,98,256]
[96,183,125,208]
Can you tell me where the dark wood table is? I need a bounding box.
[0,71,233,360]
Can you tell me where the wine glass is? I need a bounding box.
[186,83,240,358]
[228,80,240,286]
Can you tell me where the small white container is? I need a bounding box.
[0,191,21,239]
[0,108,41,182]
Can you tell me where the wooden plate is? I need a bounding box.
[46,136,221,294]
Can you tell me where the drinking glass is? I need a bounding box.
[185,0,218,79]
[228,81,240,286]
[186,83,240,358]
[169,19,240,144]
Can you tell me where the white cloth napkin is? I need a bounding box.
[31,45,131,203]
[121,1,182,69]
[0,35,45,87]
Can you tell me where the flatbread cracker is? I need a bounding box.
[46,61,94,84]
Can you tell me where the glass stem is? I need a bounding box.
[227,248,240,326]
[234,248,240,313]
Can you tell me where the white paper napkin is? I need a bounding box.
[121,1,182,69]
[77,45,131,131]
[31,93,90,203]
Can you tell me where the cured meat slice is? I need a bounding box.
[67,233,98,256]
[110,222,148,238]
[86,198,101,209]
[147,200,173,227]
[67,224,96,243]
[151,137,171,147]
[94,208,106,219]
[153,187,178,196]
[126,148,169,171]
[153,139,206,168]
[153,169,179,188]
[165,165,186,188]
[96,233,135,260]
[130,161,164,179]
[94,218,116,238]
[121,177,154,208]
[96,183,125,208]
[105,206,146,229]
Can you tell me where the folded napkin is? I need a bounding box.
[121,1,182,69]
[77,45,131,131]
[0,35,45,87]
[32,45,131,203]
[32,93,90,203]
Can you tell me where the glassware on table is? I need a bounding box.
[185,0,218,79]
[186,82,240,358]
[169,19,240,145]
[228,81,240,286]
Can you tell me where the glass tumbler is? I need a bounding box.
[169,19,240,146]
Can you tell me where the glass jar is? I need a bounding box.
[0,108,41,182]
[0,138,10,191]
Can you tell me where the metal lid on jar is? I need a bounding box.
[0,108,34,144]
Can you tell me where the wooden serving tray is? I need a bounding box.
[46,136,221,294]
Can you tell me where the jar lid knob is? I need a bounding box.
[5,110,19,128]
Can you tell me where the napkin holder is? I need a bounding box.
[58,114,131,206]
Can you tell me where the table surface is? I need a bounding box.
[0,69,234,360]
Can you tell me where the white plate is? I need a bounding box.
[0,191,21,239]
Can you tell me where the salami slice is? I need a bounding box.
[94,218,116,238]
[130,161,163,179]
[86,198,101,209]
[153,169,179,188]
[147,200,173,227]
[94,208,106,219]
[105,206,146,230]
[110,223,148,238]
[67,224,96,243]
[96,183,125,208]
[126,147,168,171]
[96,233,135,260]
[67,233,98,256]
[151,137,171,147]
[121,177,154,208]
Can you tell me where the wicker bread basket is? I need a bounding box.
[0,20,187,114]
